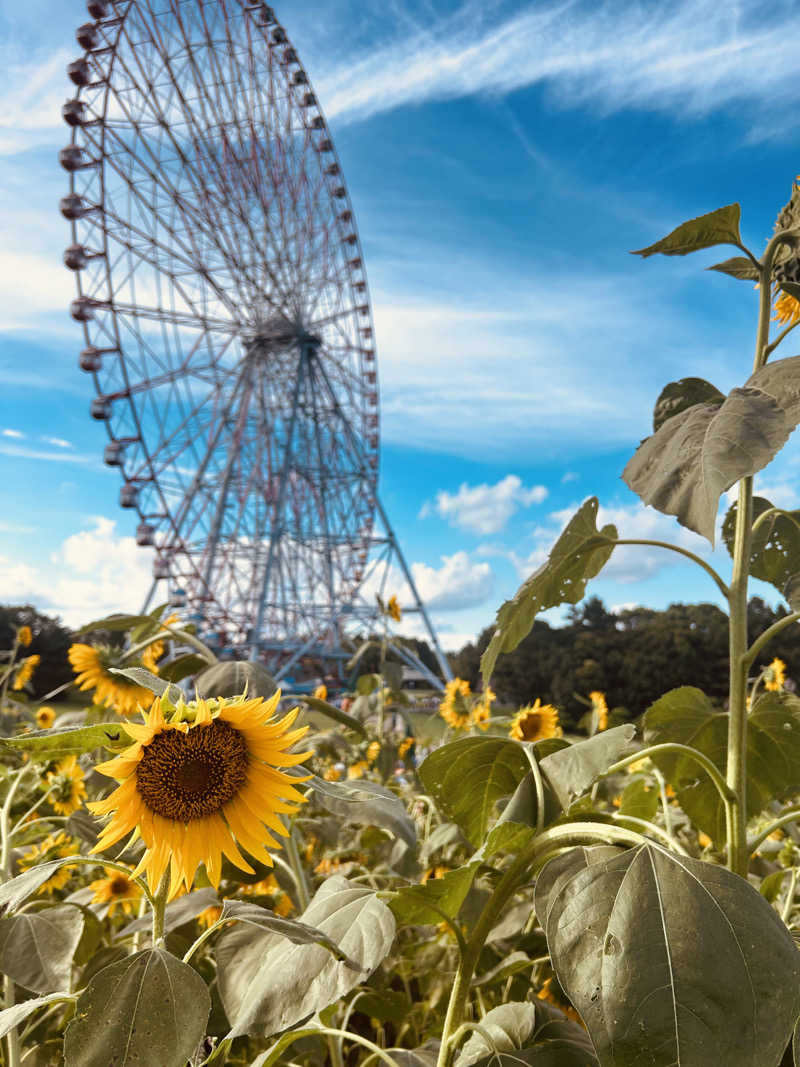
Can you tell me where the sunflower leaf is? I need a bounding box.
[419,736,529,847]
[481,498,616,682]
[538,844,800,1067]
[63,948,210,1067]
[0,722,133,762]
[292,695,367,737]
[455,1000,597,1067]
[156,653,209,683]
[75,613,155,635]
[0,905,84,993]
[652,377,725,432]
[216,876,395,1039]
[631,203,742,257]
[706,255,760,281]
[195,660,277,699]
[388,864,479,926]
[537,725,636,810]
[109,667,182,703]
[307,775,416,848]
[220,899,360,966]
[721,496,800,597]
[118,887,220,938]
[0,993,74,1040]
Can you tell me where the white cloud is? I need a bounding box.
[411,551,494,610]
[0,442,96,466]
[1,428,24,438]
[319,0,800,136]
[41,436,73,449]
[429,475,547,535]
[0,517,154,627]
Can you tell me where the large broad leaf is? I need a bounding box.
[623,387,791,545]
[110,667,182,704]
[389,864,479,926]
[534,847,622,936]
[652,377,725,432]
[218,899,359,964]
[216,875,395,1039]
[157,653,208,683]
[643,686,800,843]
[748,354,800,427]
[0,993,73,1040]
[63,948,210,1067]
[307,775,416,849]
[481,499,616,681]
[538,725,636,810]
[76,613,154,635]
[539,843,800,1067]
[0,721,132,762]
[195,660,277,699]
[118,887,219,938]
[0,859,83,916]
[0,905,83,993]
[419,736,529,847]
[457,1000,598,1067]
[722,496,800,596]
[617,777,659,821]
[631,203,741,257]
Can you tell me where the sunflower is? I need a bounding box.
[197,905,223,929]
[323,765,343,781]
[398,736,415,758]
[510,699,561,742]
[773,288,800,327]
[347,760,370,779]
[764,657,787,692]
[89,867,142,917]
[35,706,56,729]
[12,654,40,691]
[87,691,311,899]
[387,595,402,623]
[17,832,79,894]
[240,874,279,896]
[366,740,381,762]
[537,978,583,1025]
[313,683,327,701]
[46,756,87,816]
[141,639,164,675]
[439,678,472,730]
[17,625,32,648]
[68,644,153,717]
[589,691,608,731]
[471,686,495,731]
[274,892,294,916]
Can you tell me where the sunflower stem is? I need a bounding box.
[285,827,310,911]
[151,872,170,946]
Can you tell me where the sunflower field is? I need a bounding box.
[4,182,800,1066]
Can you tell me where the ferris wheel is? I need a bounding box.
[61,0,451,684]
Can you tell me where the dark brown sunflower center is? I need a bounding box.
[110,876,131,895]
[136,720,249,822]
[519,713,542,740]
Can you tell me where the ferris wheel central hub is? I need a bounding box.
[244,317,320,358]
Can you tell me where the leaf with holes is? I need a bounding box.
[539,844,800,1067]
[481,498,616,681]
[722,496,800,596]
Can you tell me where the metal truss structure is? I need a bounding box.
[61,0,452,688]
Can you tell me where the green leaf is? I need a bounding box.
[539,843,800,1067]
[195,660,277,699]
[75,613,153,635]
[419,736,529,847]
[623,387,790,545]
[794,1015,800,1067]
[786,574,800,611]
[157,653,208,683]
[457,1000,598,1067]
[110,667,182,704]
[0,993,73,1040]
[644,686,800,843]
[216,875,395,1039]
[307,775,416,848]
[706,256,760,281]
[481,498,616,682]
[534,846,622,936]
[295,695,367,737]
[760,869,792,903]
[63,948,210,1067]
[118,888,219,938]
[747,353,800,426]
[652,377,725,432]
[722,496,800,596]
[219,900,359,965]
[0,859,82,916]
[0,905,83,992]
[0,721,132,762]
[631,203,741,257]
[617,778,659,821]
[350,988,412,1024]
[389,865,479,926]
[538,725,636,810]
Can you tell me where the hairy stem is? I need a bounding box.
[609,539,728,597]
[743,611,800,668]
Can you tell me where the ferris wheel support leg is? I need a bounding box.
[383,640,447,691]
[249,344,310,661]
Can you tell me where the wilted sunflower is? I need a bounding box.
[88,691,311,898]
[12,654,40,692]
[439,678,472,730]
[18,832,79,894]
[764,657,787,692]
[68,643,153,717]
[773,288,800,327]
[387,595,402,623]
[89,867,142,917]
[313,683,327,701]
[398,736,415,759]
[510,699,561,742]
[471,686,495,731]
[35,706,56,729]
[589,691,608,732]
[46,755,87,816]
[17,625,32,648]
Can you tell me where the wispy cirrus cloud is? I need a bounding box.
[318,0,800,134]
[422,475,547,535]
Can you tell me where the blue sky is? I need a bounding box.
[2,0,800,649]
